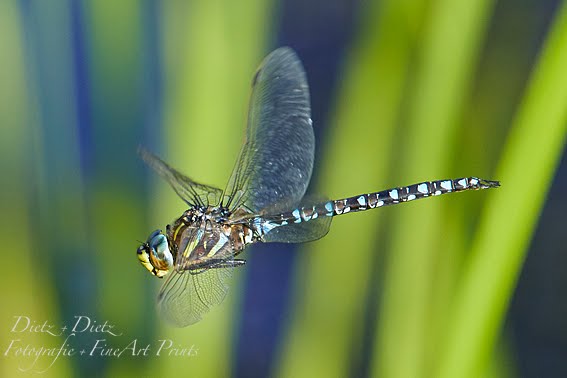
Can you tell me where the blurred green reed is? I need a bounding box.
[437,3,567,376]
[1,0,565,377]
[278,1,567,378]
[1,1,77,377]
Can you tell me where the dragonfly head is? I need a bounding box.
[137,229,174,278]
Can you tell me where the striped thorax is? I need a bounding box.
[137,206,257,278]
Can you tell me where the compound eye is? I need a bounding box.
[149,234,173,268]
[148,232,174,272]
[137,230,173,278]
[147,229,162,243]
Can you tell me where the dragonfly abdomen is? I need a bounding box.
[330,176,500,215]
[269,176,499,227]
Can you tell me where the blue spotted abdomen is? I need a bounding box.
[267,176,499,227]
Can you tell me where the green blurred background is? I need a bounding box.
[1,0,566,377]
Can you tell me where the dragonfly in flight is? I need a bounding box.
[137,47,500,327]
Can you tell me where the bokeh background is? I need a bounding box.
[1,0,566,377]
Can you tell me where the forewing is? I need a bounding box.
[224,48,314,213]
[139,147,222,207]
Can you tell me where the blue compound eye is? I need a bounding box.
[149,233,173,266]
[137,230,174,278]
[147,229,162,243]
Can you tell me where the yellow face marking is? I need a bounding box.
[138,252,154,273]
[138,248,170,277]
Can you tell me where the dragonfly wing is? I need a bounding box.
[259,195,332,243]
[262,216,332,243]
[139,147,223,207]
[157,220,236,327]
[157,266,233,327]
[224,47,314,213]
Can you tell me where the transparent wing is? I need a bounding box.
[139,147,222,207]
[157,266,233,327]
[262,217,332,243]
[260,195,332,243]
[224,47,314,213]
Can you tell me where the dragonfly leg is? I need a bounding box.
[190,259,246,274]
[211,259,246,269]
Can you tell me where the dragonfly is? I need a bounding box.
[137,47,500,327]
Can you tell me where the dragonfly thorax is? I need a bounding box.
[137,206,257,279]
[167,206,256,272]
